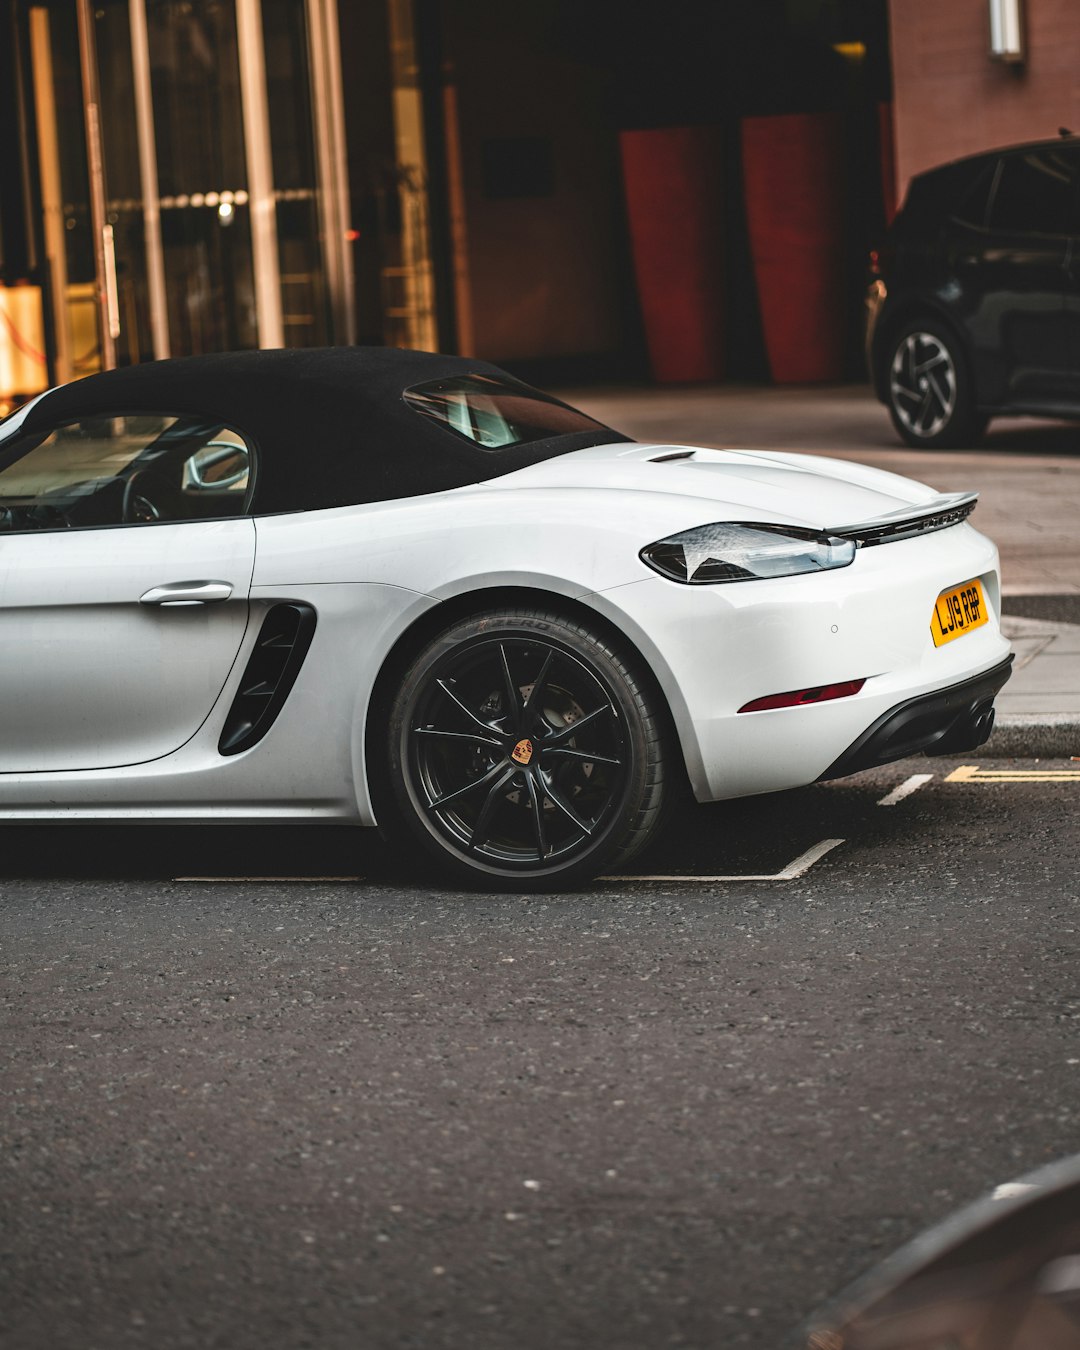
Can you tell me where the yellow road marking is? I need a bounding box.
[946,765,1080,783]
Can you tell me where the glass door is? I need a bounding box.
[29,0,138,377]
[146,0,260,354]
[27,0,346,379]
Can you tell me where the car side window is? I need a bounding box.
[404,374,606,450]
[0,413,254,532]
[987,149,1079,237]
[950,162,996,231]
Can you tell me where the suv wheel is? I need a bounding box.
[886,321,986,448]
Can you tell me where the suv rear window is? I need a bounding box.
[404,374,606,451]
[951,162,996,229]
[988,148,1080,236]
[899,161,986,233]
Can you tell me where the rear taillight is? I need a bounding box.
[738,679,866,714]
[868,239,896,277]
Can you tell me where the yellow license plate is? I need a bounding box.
[931,578,989,647]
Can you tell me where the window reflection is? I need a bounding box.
[147,0,258,353]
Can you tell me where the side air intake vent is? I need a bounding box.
[219,603,317,756]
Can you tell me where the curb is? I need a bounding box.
[989,616,1080,756]
[973,714,1080,759]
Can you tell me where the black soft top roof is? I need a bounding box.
[17,347,629,513]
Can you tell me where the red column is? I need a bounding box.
[741,111,846,383]
[619,127,725,384]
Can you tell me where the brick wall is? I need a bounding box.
[889,0,1080,194]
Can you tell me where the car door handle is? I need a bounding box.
[140,581,234,607]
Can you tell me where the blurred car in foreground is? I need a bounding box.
[796,1154,1080,1349]
[867,135,1080,447]
[0,348,1011,887]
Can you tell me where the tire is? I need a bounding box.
[886,319,986,448]
[376,607,670,890]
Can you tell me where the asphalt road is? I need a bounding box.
[4,757,1080,1349]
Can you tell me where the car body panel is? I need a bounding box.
[951,226,1074,402]
[0,355,1012,850]
[482,441,940,518]
[250,443,941,596]
[0,518,255,771]
[591,523,1006,799]
[0,583,434,821]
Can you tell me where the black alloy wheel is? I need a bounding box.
[886,319,986,448]
[380,608,669,888]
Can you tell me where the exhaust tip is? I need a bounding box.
[972,703,996,748]
[931,701,997,756]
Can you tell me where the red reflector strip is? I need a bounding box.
[738,678,866,714]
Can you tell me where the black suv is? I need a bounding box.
[866,136,1080,447]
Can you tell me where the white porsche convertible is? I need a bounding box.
[0,348,1011,887]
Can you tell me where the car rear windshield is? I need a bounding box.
[899,159,990,232]
[404,374,607,451]
[988,147,1080,235]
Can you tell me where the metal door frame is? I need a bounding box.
[127,0,169,359]
[32,0,354,369]
[306,0,355,347]
[74,0,118,368]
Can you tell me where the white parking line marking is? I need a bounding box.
[877,773,934,807]
[174,876,363,882]
[946,765,1080,783]
[603,837,845,884]
[175,839,850,887]
[774,837,846,879]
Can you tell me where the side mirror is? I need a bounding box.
[797,1155,1080,1350]
[183,441,249,493]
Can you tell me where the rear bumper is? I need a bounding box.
[588,521,1010,802]
[818,655,1014,781]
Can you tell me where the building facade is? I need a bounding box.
[890,0,1080,190]
[1,0,1075,410]
[0,0,441,406]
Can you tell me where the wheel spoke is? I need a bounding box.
[522,648,556,726]
[468,764,517,851]
[427,757,508,812]
[893,333,956,438]
[436,678,499,736]
[410,631,631,870]
[915,352,949,376]
[542,745,621,767]
[543,702,614,747]
[414,726,503,750]
[523,766,548,861]
[926,368,952,414]
[540,777,594,837]
[498,643,522,733]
